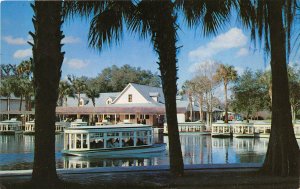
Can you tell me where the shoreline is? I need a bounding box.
[2,163,299,189]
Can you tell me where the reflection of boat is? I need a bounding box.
[62,153,163,169]
[71,119,88,127]
[62,124,166,157]
[163,121,207,135]
[0,118,22,135]
[211,123,231,137]
[232,124,255,138]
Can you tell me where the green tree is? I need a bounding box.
[0,78,13,119]
[85,87,100,107]
[231,69,268,122]
[67,75,87,107]
[30,1,64,187]
[58,80,74,106]
[288,65,300,123]
[214,64,237,123]
[237,0,299,175]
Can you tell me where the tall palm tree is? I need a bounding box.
[214,64,237,123]
[30,1,64,187]
[237,0,299,176]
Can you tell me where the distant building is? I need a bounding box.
[0,83,223,125]
[56,83,223,126]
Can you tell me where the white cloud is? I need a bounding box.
[236,48,249,57]
[13,48,32,59]
[189,27,248,61]
[62,36,81,44]
[65,58,89,69]
[4,36,27,45]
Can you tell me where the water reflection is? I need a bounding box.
[2,134,298,170]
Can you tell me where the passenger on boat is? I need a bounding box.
[136,138,144,146]
[114,139,120,147]
[107,138,114,148]
[125,138,134,146]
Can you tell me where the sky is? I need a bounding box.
[1,1,299,90]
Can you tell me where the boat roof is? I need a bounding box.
[65,124,152,131]
[0,119,21,124]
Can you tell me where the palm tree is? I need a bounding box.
[0,79,12,119]
[58,80,74,106]
[214,64,237,123]
[30,1,64,187]
[67,75,87,107]
[85,87,100,107]
[237,0,299,176]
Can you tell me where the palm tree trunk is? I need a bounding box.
[31,1,63,187]
[224,82,228,123]
[153,1,184,175]
[262,1,299,176]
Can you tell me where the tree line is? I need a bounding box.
[0,63,160,110]
[183,62,300,124]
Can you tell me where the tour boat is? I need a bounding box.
[163,121,208,135]
[24,120,35,135]
[211,123,232,137]
[24,120,71,134]
[62,124,166,157]
[71,119,88,127]
[232,123,255,138]
[55,121,71,134]
[253,122,271,138]
[0,118,22,135]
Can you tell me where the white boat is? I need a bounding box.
[24,120,71,134]
[55,121,71,133]
[163,121,208,135]
[0,118,22,135]
[24,120,35,135]
[62,124,166,157]
[71,119,88,127]
[232,123,255,138]
[253,122,271,138]
[211,123,231,137]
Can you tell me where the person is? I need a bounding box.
[126,138,134,146]
[136,138,144,146]
[114,138,120,148]
[107,138,114,148]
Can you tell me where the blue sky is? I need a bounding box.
[1,1,299,88]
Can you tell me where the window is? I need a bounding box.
[145,115,149,119]
[128,94,132,102]
[130,115,135,119]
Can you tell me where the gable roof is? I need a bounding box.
[112,83,165,104]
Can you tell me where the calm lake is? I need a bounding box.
[1,134,298,170]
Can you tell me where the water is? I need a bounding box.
[0,134,296,170]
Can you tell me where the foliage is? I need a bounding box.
[231,69,269,121]
[92,64,161,92]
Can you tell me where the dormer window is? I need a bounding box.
[128,94,132,102]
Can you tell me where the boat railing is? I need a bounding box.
[64,128,153,151]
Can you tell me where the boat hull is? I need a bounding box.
[0,130,22,135]
[23,131,35,135]
[233,134,254,138]
[62,143,166,157]
[211,133,231,138]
